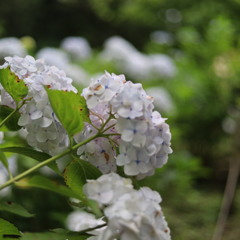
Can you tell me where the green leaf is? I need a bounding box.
[0,105,21,131]
[0,218,21,238]
[0,147,59,174]
[46,89,89,136]
[0,67,28,104]
[63,158,101,198]
[0,202,34,218]
[63,159,102,217]
[20,231,89,240]
[20,175,80,199]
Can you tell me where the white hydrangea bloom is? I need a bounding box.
[84,173,133,206]
[110,81,153,119]
[80,137,117,174]
[146,87,175,113]
[0,37,27,60]
[100,36,151,80]
[148,54,176,79]
[36,46,91,86]
[100,36,176,81]
[101,190,170,240]
[65,64,90,86]
[61,36,92,61]
[36,47,70,70]
[75,112,119,174]
[0,55,77,155]
[116,119,148,147]
[0,55,45,79]
[84,173,171,240]
[116,145,154,176]
[80,71,172,177]
[100,36,138,62]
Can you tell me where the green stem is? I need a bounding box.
[0,133,99,191]
[102,123,116,133]
[101,133,120,137]
[98,113,113,132]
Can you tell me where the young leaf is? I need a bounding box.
[0,201,34,218]
[0,67,28,104]
[63,158,101,198]
[45,89,89,136]
[0,147,59,174]
[19,175,80,199]
[0,105,21,131]
[0,218,21,237]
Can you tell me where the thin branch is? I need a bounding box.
[212,158,240,240]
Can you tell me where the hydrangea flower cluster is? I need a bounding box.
[82,173,171,240]
[77,72,172,178]
[0,55,77,155]
[0,37,27,60]
[61,36,92,61]
[100,36,176,80]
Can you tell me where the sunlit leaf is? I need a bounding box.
[46,89,89,136]
[0,105,21,131]
[0,202,34,218]
[0,67,28,104]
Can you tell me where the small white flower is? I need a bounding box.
[116,119,148,147]
[117,146,152,176]
[111,82,147,119]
